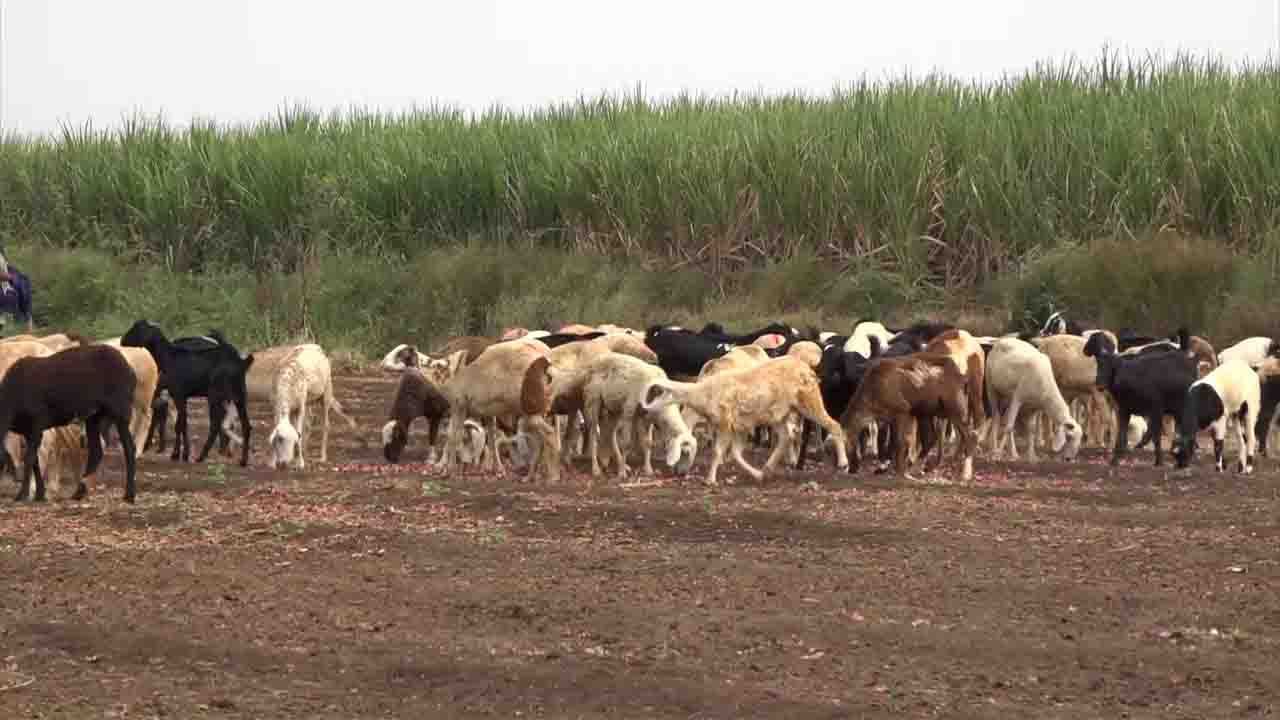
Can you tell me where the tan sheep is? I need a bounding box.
[2,425,87,500]
[641,356,848,486]
[1030,334,1117,448]
[266,344,357,469]
[97,339,161,460]
[441,341,560,481]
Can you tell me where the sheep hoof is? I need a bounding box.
[123,494,136,504]
[72,484,87,501]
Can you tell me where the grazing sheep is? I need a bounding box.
[382,367,451,464]
[1173,360,1260,473]
[0,345,139,502]
[985,338,1082,460]
[1084,329,1198,466]
[641,356,848,486]
[121,320,254,466]
[578,353,697,480]
[266,345,357,470]
[841,352,977,480]
[441,341,560,481]
[1029,334,1117,448]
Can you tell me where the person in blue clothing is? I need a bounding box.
[0,247,33,333]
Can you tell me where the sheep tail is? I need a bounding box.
[521,356,554,416]
[328,376,357,429]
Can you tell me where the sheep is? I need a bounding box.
[1029,334,1117,448]
[796,338,883,470]
[0,345,139,503]
[640,355,848,486]
[440,340,561,481]
[121,320,254,466]
[645,326,733,381]
[843,321,893,358]
[435,335,496,363]
[1254,357,1280,456]
[1218,337,1275,371]
[2,425,86,500]
[841,352,977,480]
[558,323,598,335]
[923,329,987,441]
[1173,359,1260,473]
[682,345,771,443]
[382,367,451,463]
[266,344,357,470]
[577,353,697,480]
[94,339,161,461]
[984,338,1082,461]
[1084,329,1199,466]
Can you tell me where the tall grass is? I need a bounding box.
[3,52,1280,288]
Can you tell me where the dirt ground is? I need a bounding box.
[2,370,1279,719]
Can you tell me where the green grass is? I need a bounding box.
[4,51,1280,352]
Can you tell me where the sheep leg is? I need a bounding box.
[293,401,309,470]
[761,421,791,477]
[173,397,190,462]
[729,430,764,482]
[440,411,464,471]
[1149,413,1166,466]
[79,415,107,501]
[1109,410,1132,466]
[13,429,40,502]
[704,430,732,486]
[952,410,976,481]
[795,391,848,471]
[1241,404,1258,474]
[639,416,656,477]
[320,389,331,463]
[527,415,561,483]
[604,414,625,477]
[487,417,504,471]
[894,413,916,477]
[795,418,813,470]
[146,398,169,454]
[585,400,604,477]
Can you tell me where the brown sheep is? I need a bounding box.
[842,352,977,480]
[382,368,451,463]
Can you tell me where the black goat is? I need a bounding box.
[1084,328,1198,466]
[644,326,732,379]
[539,331,606,349]
[121,320,255,466]
[796,337,883,469]
[0,345,139,503]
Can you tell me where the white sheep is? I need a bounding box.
[381,343,432,373]
[1218,337,1275,370]
[985,338,1082,460]
[642,356,848,486]
[266,344,357,470]
[1173,359,1260,473]
[578,353,697,480]
[2,425,87,500]
[1030,334,1117,448]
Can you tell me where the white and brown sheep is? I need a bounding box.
[442,341,561,481]
[843,321,893,358]
[641,355,847,486]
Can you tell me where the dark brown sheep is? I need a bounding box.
[383,369,450,463]
[0,345,139,503]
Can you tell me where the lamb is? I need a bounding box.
[984,338,1082,460]
[0,345,139,502]
[842,321,893,358]
[382,367,451,463]
[640,355,848,486]
[440,340,561,481]
[1173,359,1260,473]
[577,353,697,480]
[841,352,977,480]
[266,344,357,470]
[1084,329,1199,466]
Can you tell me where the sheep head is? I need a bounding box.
[1054,420,1083,459]
[268,418,301,470]
[642,382,677,413]
[458,419,487,464]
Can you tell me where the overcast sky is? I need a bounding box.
[2,0,1276,136]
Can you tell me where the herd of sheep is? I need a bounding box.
[0,311,1278,504]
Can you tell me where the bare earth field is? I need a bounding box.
[2,370,1279,719]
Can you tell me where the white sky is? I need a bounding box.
[1,0,1276,136]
